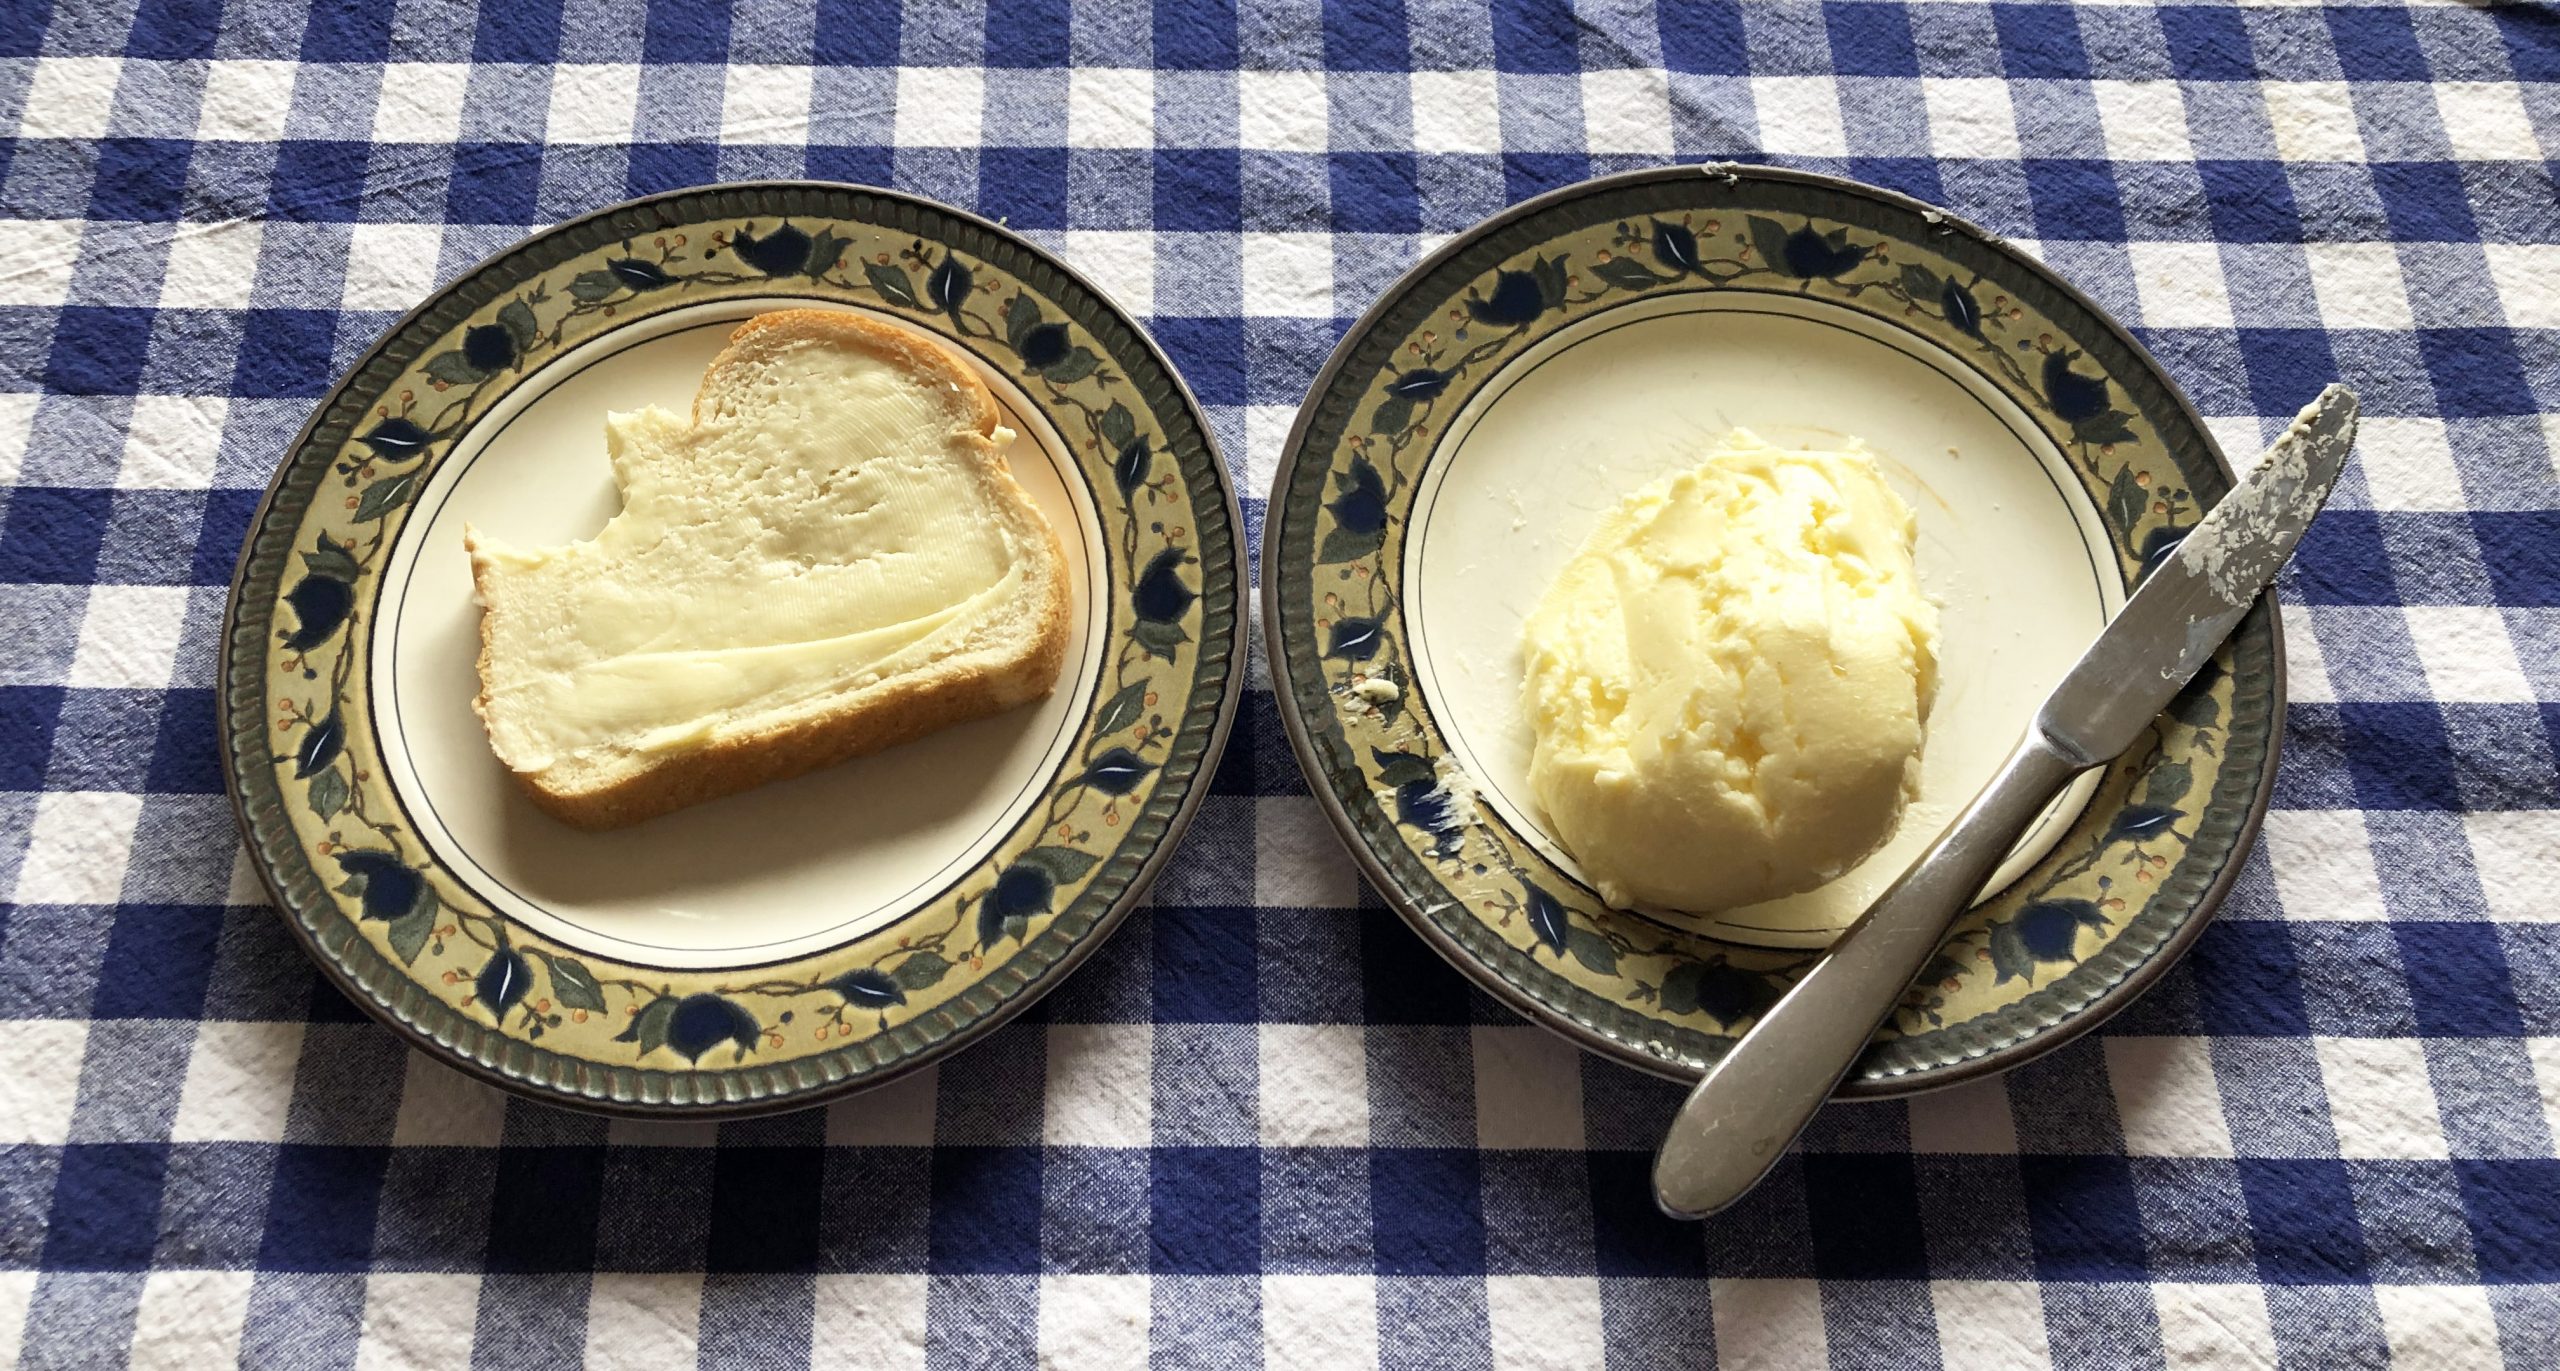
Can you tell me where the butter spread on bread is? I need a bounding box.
[465,309,1071,829]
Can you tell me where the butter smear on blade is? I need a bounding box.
[1520,430,1940,913]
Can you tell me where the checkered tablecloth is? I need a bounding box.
[3,0,2557,1366]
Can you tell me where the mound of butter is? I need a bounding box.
[1521,430,1939,912]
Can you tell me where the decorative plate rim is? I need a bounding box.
[1260,163,2284,1097]
[219,180,1249,1118]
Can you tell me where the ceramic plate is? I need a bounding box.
[222,183,1245,1115]
[1264,166,2280,1094]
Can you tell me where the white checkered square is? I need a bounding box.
[1263,1276,1377,1371]
[21,57,123,140]
[15,790,144,905]
[2484,245,2560,328]
[721,64,815,144]
[129,1270,254,1371]
[1487,1276,1605,1371]
[824,1061,940,1145]
[390,1052,509,1147]
[2126,242,2234,328]
[2261,808,2388,922]
[2280,604,2338,702]
[2106,1036,2235,1157]
[2304,242,2415,330]
[2404,607,2535,703]
[161,222,267,311]
[68,584,190,689]
[2316,1038,2448,1159]
[586,1274,701,1365]
[1038,1275,1150,1371]
[119,394,228,489]
[1905,1076,2019,1153]
[1922,78,2020,160]
[0,1020,87,1145]
[343,224,446,312]
[811,1274,928,1371]
[0,1273,32,1371]
[1470,1026,1585,1150]
[0,220,85,307]
[2527,1040,2560,1156]
[2376,1287,2504,1370]
[1259,1023,1368,1146]
[1069,68,1154,149]
[894,67,985,147]
[372,62,471,144]
[1580,68,1674,157]
[1241,232,1333,318]
[1256,795,1360,907]
[1060,230,1155,317]
[355,1274,480,1371]
[2355,418,2465,512]
[546,65,643,144]
[172,1021,306,1142]
[2434,83,2543,160]
[2462,812,2560,924]
[1239,70,1329,152]
[1930,1282,2051,1370]
[2154,1283,2277,1368]
[198,60,297,142]
[1751,77,1845,157]
[0,393,36,487]
[1045,1023,1152,1147]
[2093,80,2192,162]
[2265,82,2366,162]
[1412,71,1501,154]
[1243,404,1299,501]
[1711,1280,1826,1366]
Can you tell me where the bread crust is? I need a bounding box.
[467,308,1074,830]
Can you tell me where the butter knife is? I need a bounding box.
[1654,384,2358,1220]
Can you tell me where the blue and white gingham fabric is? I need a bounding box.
[3,1,2557,1366]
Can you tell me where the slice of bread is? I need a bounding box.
[465,309,1072,829]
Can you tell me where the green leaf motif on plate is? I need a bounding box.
[1745,216,1793,273]
[307,765,347,821]
[1015,845,1102,886]
[1094,680,1150,737]
[617,995,679,1057]
[893,951,954,992]
[1132,618,1189,660]
[1371,748,1436,789]
[423,351,484,386]
[2106,465,2145,536]
[568,269,623,302]
[541,953,608,1013]
[1370,393,1414,436]
[497,299,539,350]
[1589,255,1668,292]
[2144,759,2193,809]
[386,901,435,965]
[1564,927,1618,975]
[805,229,847,278]
[864,261,921,309]
[353,471,419,522]
[301,537,361,582]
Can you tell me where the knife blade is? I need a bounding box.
[1653,384,2358,1221]
[2039,383,2358,767]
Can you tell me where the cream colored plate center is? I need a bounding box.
[371,300,1106,969]
[1403,291,2123,948]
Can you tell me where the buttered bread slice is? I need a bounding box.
[466,310,1071,829]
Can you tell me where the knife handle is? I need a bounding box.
[1652,729,2088,1220]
